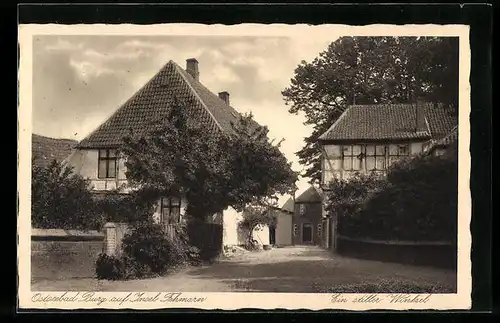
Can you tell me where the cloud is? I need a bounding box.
[69,58,115,81]
[43,38,84,52]
[210,64,242,83]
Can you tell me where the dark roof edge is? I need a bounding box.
[76,61,177,149]
[317,108,350,141]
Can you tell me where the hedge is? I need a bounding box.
[327,152,458,243]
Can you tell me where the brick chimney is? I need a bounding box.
[218,91,230,105]
[186,58,199,81]
[415,99,428,133]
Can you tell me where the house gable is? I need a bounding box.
[77,59,253,149]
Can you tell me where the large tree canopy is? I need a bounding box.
[282,36,459,183]
[121,98,298,220]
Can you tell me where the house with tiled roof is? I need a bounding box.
[65,58,258,228]
[318,102,458,186]
[423,125,458,157]
[316,102,458,251]
[291,186,324,246]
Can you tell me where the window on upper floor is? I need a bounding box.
[299,204,306,215]
[98,149,117,179]
[365,145,387,171]
[342,145,363,171]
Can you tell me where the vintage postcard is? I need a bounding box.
[18,23,471,310]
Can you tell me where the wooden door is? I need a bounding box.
[302,223,313,243]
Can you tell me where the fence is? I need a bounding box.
[31,228,105,281]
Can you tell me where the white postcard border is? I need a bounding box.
[18,23,472,310]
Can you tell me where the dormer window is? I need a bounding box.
[98,149,117,179]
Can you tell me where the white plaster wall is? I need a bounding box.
[66,149,98,178]
[322,142,426,182]
[253,225,270,245]
[222,207,244,246]
[410,142,424,154]
[65,149,128,191]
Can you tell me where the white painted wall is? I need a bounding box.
[65,148,128,191]
[222,207,244,246]
[253,224,270,246]
[322,142,425,183]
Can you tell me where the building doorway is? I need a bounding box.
[302,223,313,244]
[269,225,276,245]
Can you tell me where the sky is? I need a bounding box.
[32,33,337,204]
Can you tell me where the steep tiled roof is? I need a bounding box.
[295,186,323,204]
[77,60,252,149]
[318,103,457,142]
[32,134,77,168]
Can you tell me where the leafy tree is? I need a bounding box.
[121,98,298,220]
[31,160,103,230]
[282,36,459,183]
[238,199,279,246]
[94,190,157,224]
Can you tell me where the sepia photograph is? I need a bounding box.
[18,23,471,310]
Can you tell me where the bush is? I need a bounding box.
[95,190,157,224]
[185,246,202,266]
[32,160,103,230]
[95,254,126,280]
[95,221,210,280]
[95,254,151,280]
[121,222,186,275]
[328,153,458,242]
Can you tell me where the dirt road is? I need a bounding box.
[32,246,456,293]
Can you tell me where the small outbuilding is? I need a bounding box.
[292,186,324,246]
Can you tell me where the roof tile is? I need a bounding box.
[318,103,457,142]
[295,186,323,203]
[77,60,251,149]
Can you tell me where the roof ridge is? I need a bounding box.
[318,107,350,140]
[77,60,178,148]
[172,62,224,133]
